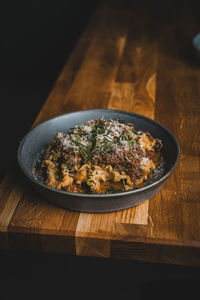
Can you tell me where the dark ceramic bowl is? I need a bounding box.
[17,109,180,212]
[192,33,200,63]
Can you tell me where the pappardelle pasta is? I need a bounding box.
[35,118,163,194]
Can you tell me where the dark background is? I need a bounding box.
[1,1,200,299]
[0,0,97,181]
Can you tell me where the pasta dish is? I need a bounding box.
[35,118,163,194]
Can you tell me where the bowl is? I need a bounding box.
[192,33,200,63]
[17,109,180,213]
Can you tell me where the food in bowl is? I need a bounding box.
[34,118,163,194]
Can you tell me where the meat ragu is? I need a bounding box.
[35,118,163,194]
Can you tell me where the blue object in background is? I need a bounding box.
[192,33,200,61]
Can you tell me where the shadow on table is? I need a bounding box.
[0,250,200,300]
[140,279,200,300]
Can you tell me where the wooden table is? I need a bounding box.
[1,0,200,267]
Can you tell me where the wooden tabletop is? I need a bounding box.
[1,0,200,267]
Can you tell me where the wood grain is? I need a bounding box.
[1,0,200,266]
[150,12,200,248]
[61,37,126,112]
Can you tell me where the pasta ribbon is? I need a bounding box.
[43,160,73,189]
[139,132,156,151]
[76,164,91,184]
